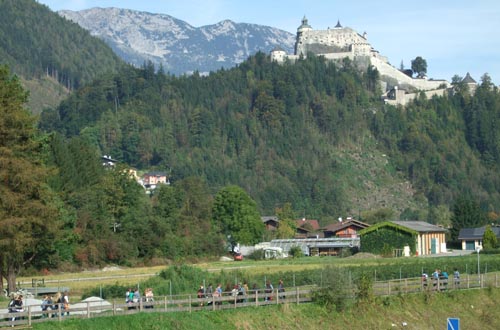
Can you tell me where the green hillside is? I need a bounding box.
[0,0,124,112]
[39,55,500,223]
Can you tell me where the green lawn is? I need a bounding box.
[30,288,500,330]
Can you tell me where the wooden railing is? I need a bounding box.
[0,287,314,328]
[372,273,499,296]
[1,273,499,328]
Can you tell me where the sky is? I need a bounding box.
[37,0,500,85]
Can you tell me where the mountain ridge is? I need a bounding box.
[58,7,296,75]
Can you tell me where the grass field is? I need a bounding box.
[5,254,500,329]
[14,253,500,300]
[28,288,500,330]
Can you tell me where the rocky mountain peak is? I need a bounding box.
[59,8,295,75]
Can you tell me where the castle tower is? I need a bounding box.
[294,16,312,55]
[270,46,287,63]
[462,72,477,94]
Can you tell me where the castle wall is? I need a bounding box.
[370,56,449,91]
[295,27,367,56]
[385,88,448,106]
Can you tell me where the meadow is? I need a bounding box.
[15,252,500,300]
[28,288,500,330]
[5,253,500,329]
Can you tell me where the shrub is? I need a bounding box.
[355,272,374,303]
[81,283,129,300]
[289,246,304,258]
[247,249,265,260]
[312,266,353,312]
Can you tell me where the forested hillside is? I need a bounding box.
[39,54,500,228]
[0,0,124,112]
[0,4,498,270]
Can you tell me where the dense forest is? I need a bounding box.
[0,0,123,90]
[39,54,500,219]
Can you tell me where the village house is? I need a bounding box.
[142,171,169,189]
[261,216,279,231]
[295,218,321,238]
[359,221,447,256]
[322,217,369,238]
[457,225,500,251]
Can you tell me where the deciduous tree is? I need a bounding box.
[212,185,264,248]
[411,56,427,77]
[275,202,297,239]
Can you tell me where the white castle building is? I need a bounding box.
[271,17,451,105]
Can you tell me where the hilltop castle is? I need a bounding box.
[272,17,387,64]
[271,17,452,105]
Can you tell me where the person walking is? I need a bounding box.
[62,291,70,316]
[9,294,24,323]
[264,280,274,301]
[453,268,460,287]
[278,279,285,300]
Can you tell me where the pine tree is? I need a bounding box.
[0,66,59,292]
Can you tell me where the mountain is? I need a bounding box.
[0,0,125,113]
[58,7,296,75]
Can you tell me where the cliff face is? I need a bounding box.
[59,7,296,75]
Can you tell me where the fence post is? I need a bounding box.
[28,306,32,326]
[255,290,258,306]
[189,295,192,313]
[275,288,279,304]
[87,301,90,318]
[165,296,167,312]
[113,299,116,316]
[296,287,299,305]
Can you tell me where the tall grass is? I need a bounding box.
[32,288,500,330]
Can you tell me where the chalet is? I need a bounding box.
[143,171,169,189]
[261,216,279,231]
[359,221,447,256]
[457,226,500,251]
[323,218,370,238]
[295,218,322,238]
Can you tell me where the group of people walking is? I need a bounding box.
[196,279,285,305]
[125,287,154,309]
[38,291,70,318]
[422,268,460,290]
